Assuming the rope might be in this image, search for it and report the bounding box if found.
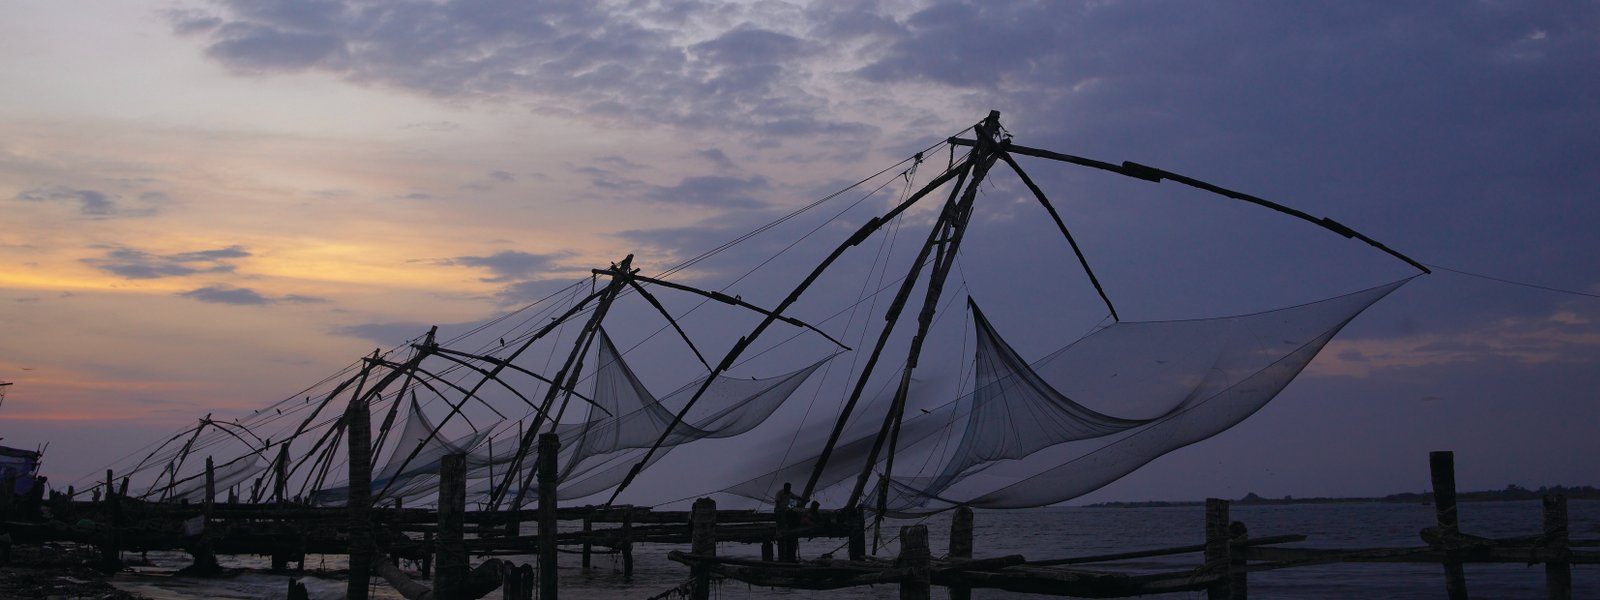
[1425,262,1600,299]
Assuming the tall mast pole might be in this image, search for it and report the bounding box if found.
[842,111,1006,511]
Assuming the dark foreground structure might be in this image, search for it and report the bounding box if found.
[2,446,1594,599]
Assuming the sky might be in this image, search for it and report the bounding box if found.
[1,0,1597,503]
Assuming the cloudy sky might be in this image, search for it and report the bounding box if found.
[2,1,1597,502]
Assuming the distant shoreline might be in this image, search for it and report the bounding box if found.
[1084,485,1600,508]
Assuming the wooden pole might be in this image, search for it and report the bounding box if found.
[581,515,593,569]
[436,453,467,600]
[1430,451,1468,600]
[621,512,634,578]
[690,498,717,600]
[1544,495,1571,600]
[1204,498,1232,600]
[948,506,973,600]
[102,469,120,568]
[1228,520,1248,600]
[847,508,866,560]
[421,531,434,580]
[276,444,289,506]
[897,524,931,600]
[775,483,797,562]
[537,433,559,600]
[187,457,220,574]
[347,394,375,600]
[0,472,14,521]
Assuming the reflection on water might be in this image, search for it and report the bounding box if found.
[113,499,1597,599]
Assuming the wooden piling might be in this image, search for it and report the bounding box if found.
[847,508,866,560]
[1204,498,1231,600]
[1228,520,1248,600]
[420,531,434,579]
[437,453,467,600]
[188,457,220,574]
[1430,451,1468,600]
[949,506,974,600]
[691,498,718,600]
[621,512,635,578]
[581,515,593,569]
[347,395,375,600]
[517,564,535,599]
[276,444,289,506]
[101,469,120,568]
[897,524,931,600]
[537,433,559,600]
[775,484,797,562]
[0,472,14,521]
[1543,495,1571,600]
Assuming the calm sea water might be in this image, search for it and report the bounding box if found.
[112,499,1597,599]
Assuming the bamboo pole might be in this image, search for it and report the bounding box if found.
[1430,451,1468,600]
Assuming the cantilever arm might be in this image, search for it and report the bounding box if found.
[624,279,712,371]
[616,272,853,352]
[952,138,1431,274]
[427,346,606,415]
[999,151,1120,321]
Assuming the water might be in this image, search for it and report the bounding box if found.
[112,499,1598,599]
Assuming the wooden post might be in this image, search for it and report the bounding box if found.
[102,469,120,568]
[690,498,718,600]
[517,564,535,600]
[187,457,221,574]
[774,483,796,562]
[896,524,931,600]
[0,472,14,521]
[287,578,310,600]
[420,531,434,579]
[1228,520,1248,600]
[436,453,467,600]
[1543,495,1571,600]
[581,515,593,569]
[847,508,866,560]
[1204,498,1231,600]
[761,541,773,561]
[1430,451,1468,600]
[948,506,973,600]
[276,444,289,506]
[347,396,374,600]
[537,433,559,600]
[621,512,634,578]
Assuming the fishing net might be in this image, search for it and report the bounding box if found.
[311,328,831,506]
[724,279,1408,513]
